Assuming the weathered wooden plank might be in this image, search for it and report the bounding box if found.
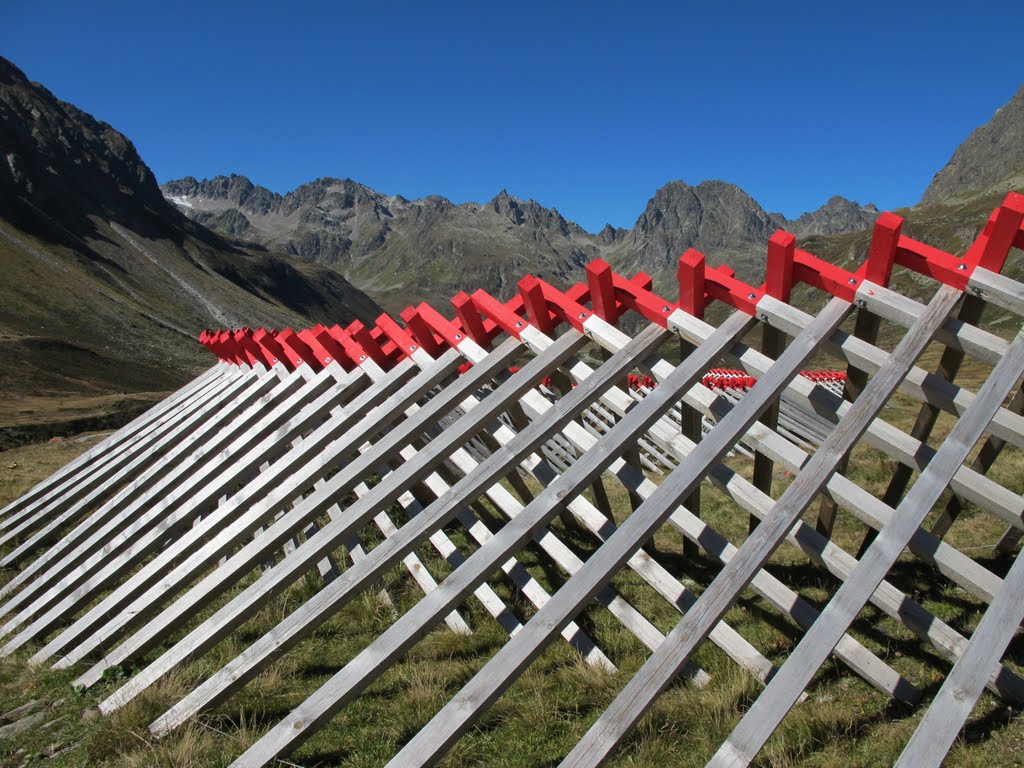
[46,355,452,669]
[0,365,245,551]
[95,328,590,710]
[558,288,957,768]
[709,329,1024,768]
[968,265,1024,317]
[0,366,272,568]
[0,365,353,651]
[0,363,227,523]
[895,529,1024,767]
[218,309,778,768]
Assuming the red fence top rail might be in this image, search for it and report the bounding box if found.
[198,193,1024,368]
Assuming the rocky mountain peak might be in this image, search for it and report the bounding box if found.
[787,195,879,238]
[921,84,1024,205]
[0,55,169,237]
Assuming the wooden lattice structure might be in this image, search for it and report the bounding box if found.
[2,193,1024,767]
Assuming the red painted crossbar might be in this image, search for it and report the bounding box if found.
[198,192,1024,369]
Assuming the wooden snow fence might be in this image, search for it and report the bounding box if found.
[2,192,1024,767]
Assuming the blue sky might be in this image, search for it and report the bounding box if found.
[3,0,1023,232]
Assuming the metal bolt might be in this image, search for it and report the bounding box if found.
[747,292,756,300]
[662,306,670,312]
[578,312,586,319]
[516,321,523,328]
[848,278,857,285]
[360,355,366,360]
[410,344,417,350]
[455,333,462,340]
[325,357,331,363]
[957,263,967,271]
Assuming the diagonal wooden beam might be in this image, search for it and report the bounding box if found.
[220,310,765,768]
[0,363,228,524]
[557,287,958,767]
[709,329,1024,768]
[95,329,589,712]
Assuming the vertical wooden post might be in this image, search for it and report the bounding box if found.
[678,249,706,557]
[816,212,901,539]
[752,232,794,533]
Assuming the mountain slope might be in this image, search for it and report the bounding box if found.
[164,175,879,311]
[0,56,381,443]
[921,85,1024,205]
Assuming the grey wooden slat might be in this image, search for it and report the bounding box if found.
[0,365,282,616]
[671,306,1024,537]
[0,365,243,551]
[220,310,764,768]
[46,355,450,670]
[62,345,512,679]
[0,365,349,651]
[710,328,1024,768]
[558,288,957,768]
[0,366,269,567]
[0,363,226,522]
[967,266,1024,317]
[95,329,587,711]
[895,524,1024,767]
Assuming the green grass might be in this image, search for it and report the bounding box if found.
[0,387,1022,768]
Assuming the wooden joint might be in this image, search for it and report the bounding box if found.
[864,212,903,287]
[765,231,796,302]
[252,328,289,368]
[452,292,494,346]
[587,259,619,324]
[329,324,373,365]
[400,307,446,356]
[309,325,356,370]
[678,248,707,318]
[538,280,594,333]
[278,329,321,369]
[472,289,530,339]
[296,328,335,369]
[376,313,420,357]
[518,275,556,336]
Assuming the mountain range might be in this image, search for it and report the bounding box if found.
[2,51,1022,444]
[161,174,880,313]
[0,56,380,445]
